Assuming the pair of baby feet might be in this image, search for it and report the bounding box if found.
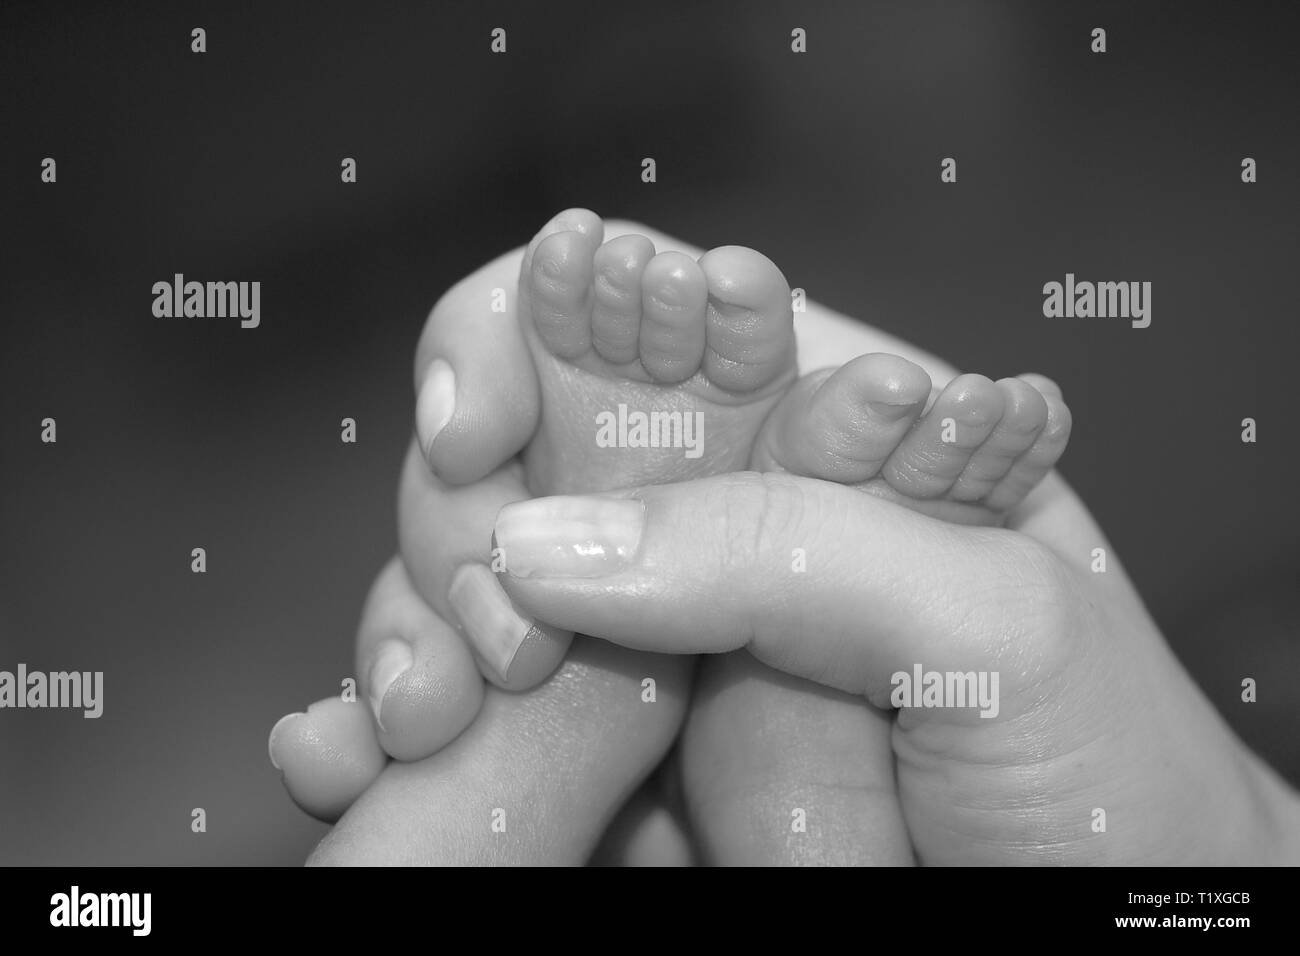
[429,207,1071,693]
[490,207,1068,520]
[284,208,1072,825]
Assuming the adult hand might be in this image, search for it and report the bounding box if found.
[490,465,1300,863]
[275,221,957,863]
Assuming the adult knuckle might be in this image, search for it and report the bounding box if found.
[711,473,806,570]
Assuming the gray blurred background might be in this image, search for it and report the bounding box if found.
[1,0,1297,864]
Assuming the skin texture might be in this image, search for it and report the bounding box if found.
[274,221,1300,865]
[494,470,1300,864]
[275,221,952,862]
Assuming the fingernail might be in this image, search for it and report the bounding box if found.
[867,400,921,421]
[267,712,305,771]
[416,358,456,459]
[367,639,414,732]
[448,563,540,682]
[493,496,644,579]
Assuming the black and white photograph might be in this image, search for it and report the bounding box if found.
[2,0,1297,920]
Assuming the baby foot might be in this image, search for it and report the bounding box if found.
[515,208,798,496]
[437,209,799,691]
[678,355,1071,864]
[751,354,1071,525]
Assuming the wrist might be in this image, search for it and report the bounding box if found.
[1252,757,1300,865]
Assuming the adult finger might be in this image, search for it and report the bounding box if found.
[308,637,692,865]
[413,246,540,485]
[398,439,574,691]
[492,472,1071,710]
[353,557,484,761]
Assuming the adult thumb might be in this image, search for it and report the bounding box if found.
[492,472,1062,704]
